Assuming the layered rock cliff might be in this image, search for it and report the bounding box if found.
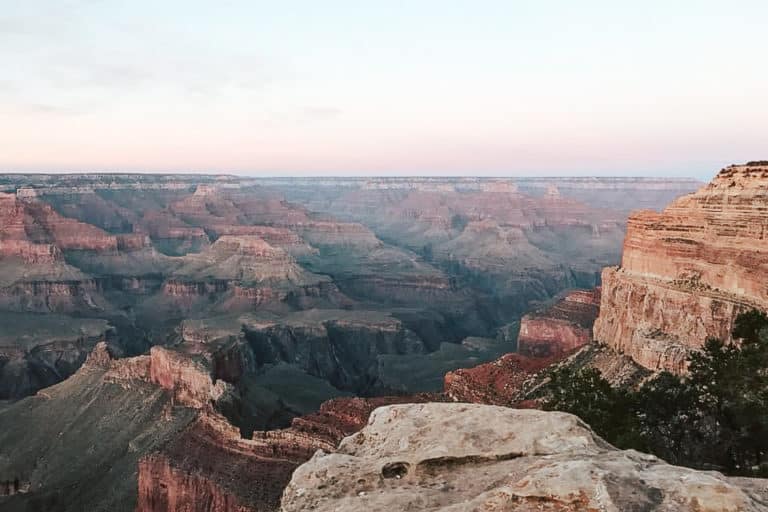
[517,288,600,358]
[136,394,439,512]
[281,403,768,512]
[0,346,197,512]
[241,310,426,393]
[594,163,768,373]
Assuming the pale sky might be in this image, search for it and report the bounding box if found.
[0,1,766,178]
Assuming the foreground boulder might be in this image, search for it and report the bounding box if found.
[281,403,768,512]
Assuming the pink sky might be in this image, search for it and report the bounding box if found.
[1,1,766,178]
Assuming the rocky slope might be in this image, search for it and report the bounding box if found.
[594,163,768,373]
[0,341,437,511]
[282,403,768,512]
[443,341,648,408]
[0,346,197,512]
[443,285,648,406]
[444,352,558,405]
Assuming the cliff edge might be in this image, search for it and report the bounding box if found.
[281,403,768,511]
[594,163,768,372]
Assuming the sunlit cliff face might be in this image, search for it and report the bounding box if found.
[595,163,768,373]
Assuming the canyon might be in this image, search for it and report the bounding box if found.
[442,164,768,408]
[0,174,699,403]
[0,341,440,511]
[9,170,757,511]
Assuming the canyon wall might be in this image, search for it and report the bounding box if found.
[594,163,768,373]
[135,383,437,512]
[0,314,112,399]
[444,287,646,406]
[517,288,600,358]
[242,310,425,393]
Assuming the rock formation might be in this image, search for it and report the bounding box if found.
[241,310,426,393]
[517,288,600,358]
[444,342,649,408]
[147,345,230,409]
[281,403,768,512]
[594,163,768,373]
[0,313,112,399]
[136,395,440,512]
[444,287,615,405]
[0,345,197,512]
[444,352,558,405]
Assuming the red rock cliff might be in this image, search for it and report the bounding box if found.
[444,353,558,406]
[594,163,768,373]
[149,346,229,409]
[517,288,600,358]
[136,395,437,512]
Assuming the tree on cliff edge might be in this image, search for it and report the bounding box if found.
[545,309,768,475]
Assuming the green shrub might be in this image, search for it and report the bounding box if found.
[544,310,768,475]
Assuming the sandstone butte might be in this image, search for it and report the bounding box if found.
[281,403,768,512]
[594,162,768,373]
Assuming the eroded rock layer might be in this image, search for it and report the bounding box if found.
[594,163,768,372]
[517,288,600,358]
[136,394,442,512]
[444,353,557,406]
[0,347,197,512]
